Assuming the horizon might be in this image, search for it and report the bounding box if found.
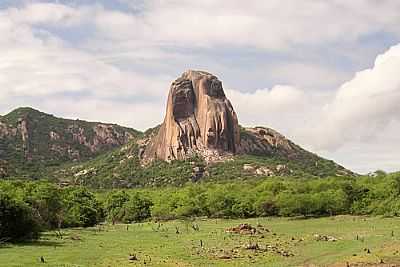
[1,1,400,173]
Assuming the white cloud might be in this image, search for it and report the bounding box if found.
[6,1,393,54]
[0,2,171,130]
[267,63,351,90]
[36,97,165,130]
[5,3,83,26]
[92,0,400,51]
[226,86,310,131]
[228,44,400,173]
[1,1,400,173]
[312,44,400,150]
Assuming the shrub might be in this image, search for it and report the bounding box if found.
[122,193,153,223]
[0,192,40,242]
[62,187,102,227]
[104,191,130,223]
[22,182,64,229]
[206,187,237,218]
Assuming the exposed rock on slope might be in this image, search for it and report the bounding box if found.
[0,107,141,177]
[240,127,308,159]
[143,70,240,162]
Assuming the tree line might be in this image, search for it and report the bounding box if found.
[1,171,400,242]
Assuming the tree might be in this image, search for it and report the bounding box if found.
[123,193,153,223]
[206,187,237,218]
[0,192,40,242]
[23,182,63,229]
[63,187,102,227]
[104,191,130,223]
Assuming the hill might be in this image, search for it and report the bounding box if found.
[0,107,141,178]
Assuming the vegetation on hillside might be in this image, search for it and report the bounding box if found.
[1,107,354,191]
[49,138,352,189]
[0,107,142,179]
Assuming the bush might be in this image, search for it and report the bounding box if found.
[104,191,130,223]
[104,191,153,223]
[151,193,178,220]
[62,187,102,227]
[22,182,64,229]
[122,193,153,223]
[0,193,40,242]
[206,187,237,218]
[255,195,279,216]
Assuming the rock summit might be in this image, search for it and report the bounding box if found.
[143,70,240,162]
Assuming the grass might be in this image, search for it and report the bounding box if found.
[2,216,400,267]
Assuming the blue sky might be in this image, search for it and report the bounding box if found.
[1,0,400,173]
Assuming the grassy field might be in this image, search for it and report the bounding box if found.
[1,216,400,267]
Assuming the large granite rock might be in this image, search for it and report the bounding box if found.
[143,70,241,162]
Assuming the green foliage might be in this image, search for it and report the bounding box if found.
[54,142,202,188]
[104,191,130,223]
[3,171,400,243]
[62,187,102,227]
[22,182,64,229]
[122,193,153,223]
[51,146,350,189]
[0,107,142,179]
[0,192,40,242]
[146,173,400,219]
[0,181,103,241]
[104,191,152,223]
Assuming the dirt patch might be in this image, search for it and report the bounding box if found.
[336,264,400,267]
[225,223,264,235]
[314,234,338,242]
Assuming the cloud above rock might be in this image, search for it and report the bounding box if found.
[312,44,400,150]
[228,44,400,173]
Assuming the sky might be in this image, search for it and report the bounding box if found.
[1,0,400,174]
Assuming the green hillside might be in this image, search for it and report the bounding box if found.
[0,107,142,179]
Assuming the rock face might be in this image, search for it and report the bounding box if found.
[143,70,240,162]
[239,127,305,159]
[0,160,8,178]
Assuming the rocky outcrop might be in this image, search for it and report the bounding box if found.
[92,124,133,150]
[0,108,140,177]
[17,118,31,159]
[143,70,240,162]
[243,163,289,176]
[0,122,17,138]
[0,160,8,178]
[239,127,305,159]
[67,124,134,155]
